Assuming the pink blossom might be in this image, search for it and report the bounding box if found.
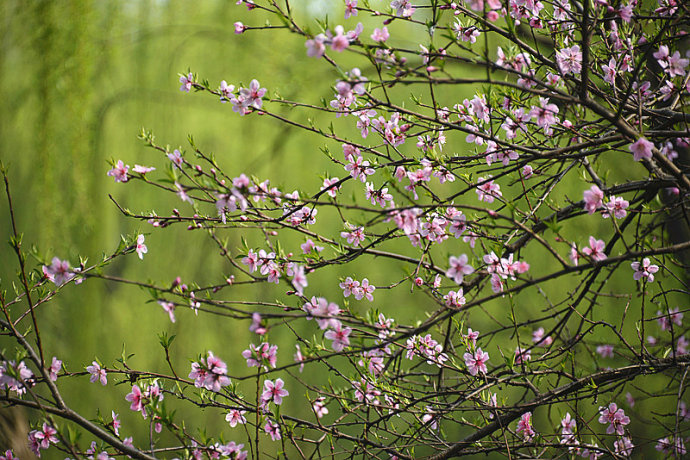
[344,155,375,182]
[365,182,393,207]
[476,176,502,203]
[179,72,194,92]
[583,185,604,214]
[358,348,385,376]
[234,21,246,34]
[569,242,580,266]
[516,412,535,440]
[324,323,352,352]
[602,195,628,219]
[448,211,467,238]
[464,328,480,347]
[312,397,329,418]
[656,436,686,457]
[514,346,531,364]
[463,347,489,375]
[134,234,147,259]
[582,236,606,261]
[305,34,327,58]
[219,80,235,102]
[371,27,389,42]
[391,0,415,17]
[132,164,155,174]
[355,278,375,301]
[454,21,481,43]
[288,262,308,294]
[174,182,193,204]
[158,300,176,323]
[29,423,59,457]
[321,177,341,197]
[618,2,634,21]
[339,276,359,298]
[530,97,559,133]
[422,407,438,430]
[657,307,683,331]
[303,296,341,329]
[602,57,618,84]
[561,412,576,435]
[631,258,659,282]
[376,313,394,339]
[264,420,281,441]
[490,273,504,293]
[107,160,129,183]
[596,344,614,358]
[344,0,358,18]
[242,249,259,272]
[444,289,466,308]
[189,351,231,392]
[522,164,533,178]
[341,226,366,246]
[446,254,474,284]
[301,238,324,254]
[238,79,266,110]
[48,356,61,382]
[330,25,350,52]
[249,312,266,335]
[532,328,553,347]
[261,378,289,405]
[42,257,75,286]
[86,361,107,386]
[484,251,502,275]
[168,149,183,167]
[294,344,305,372]
[614,436,634,456]
[242,342,278,369]
[108,411,121,437]
[125,384,144,413]
[556,45,583,74]
[598,402,630,435]
[625,392,635,408]
[352,378,381,404]
[667,51,689,77]
[629,137,654,161]
[469,94,490,123]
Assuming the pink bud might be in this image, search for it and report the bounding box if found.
[234,22,246,34]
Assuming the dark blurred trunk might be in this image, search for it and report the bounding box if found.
[0,407,37,459]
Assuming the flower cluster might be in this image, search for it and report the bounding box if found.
[188,352,231,392]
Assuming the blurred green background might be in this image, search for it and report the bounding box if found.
[0,0,686,458]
